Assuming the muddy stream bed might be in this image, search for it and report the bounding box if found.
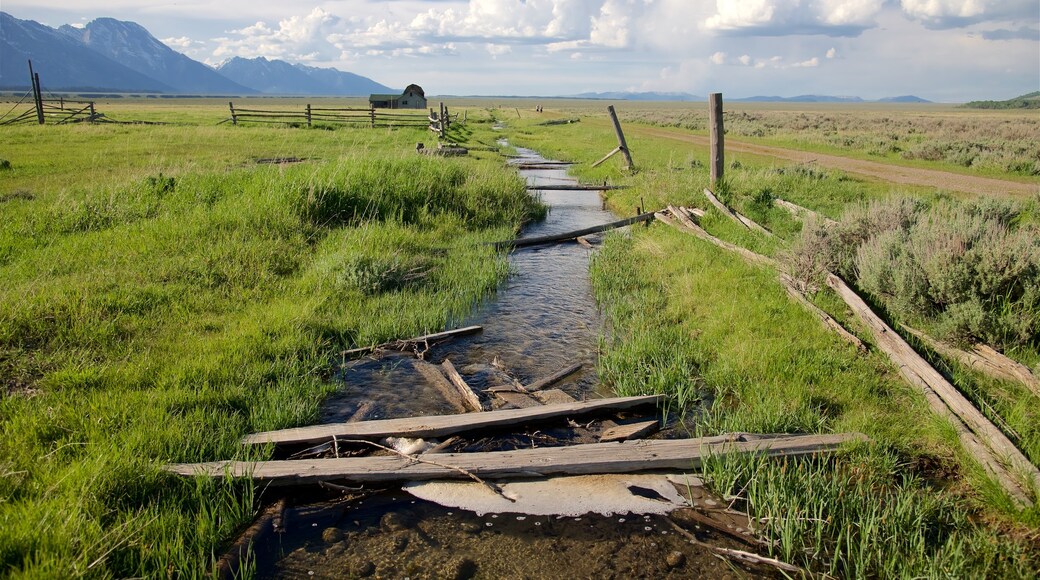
[247,146,771,579]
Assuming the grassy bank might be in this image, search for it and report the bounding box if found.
[0,115,542,575]
[499,106,1039,576]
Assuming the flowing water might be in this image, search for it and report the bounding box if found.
[252,146,757,579]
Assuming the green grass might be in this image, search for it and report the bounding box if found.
[0,112,543,576]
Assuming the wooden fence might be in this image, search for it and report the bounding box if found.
[0,97,99,126]
[226,102,431,129]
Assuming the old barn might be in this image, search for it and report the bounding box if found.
[369,84,427,109]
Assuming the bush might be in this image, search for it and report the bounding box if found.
[791,197,1040,349]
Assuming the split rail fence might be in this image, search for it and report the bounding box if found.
[226,102,434,130]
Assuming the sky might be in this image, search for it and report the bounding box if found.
[6,0,1039,101]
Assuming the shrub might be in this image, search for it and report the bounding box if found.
[792,197,1040,349]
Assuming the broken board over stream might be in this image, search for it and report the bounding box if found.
[168,432,866,485]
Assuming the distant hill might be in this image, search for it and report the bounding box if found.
[876,95,931,103]
[963,92,1040,109]
[0,12,171,92]
[569,91,705,102]
[58,18,255,95]
[217,57,393,96]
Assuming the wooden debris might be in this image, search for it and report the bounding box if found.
[659,208,777,269]
[493,212,657,250]
[774,198,837,226]
[576,236,595,249]
[600,419,660,443]
[537,118,581,126]
[515,162,573,169]
[526,184,629,191]
[494,391,544,409]
[666,520,803,575]
[441,358,485,412]
[703,189,774,237]
[826,273,1038,507]
[778,273,866,351]
[411,359,470,413]
[341,326,482,359]
[525,362,584,391]
[241,395,663,446]
[902,326,1040,397]
[171,432,868,484]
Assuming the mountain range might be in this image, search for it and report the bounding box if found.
[0,12,393,95]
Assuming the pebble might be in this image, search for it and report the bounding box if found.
[321,527,344,544]
[666,551,686,568]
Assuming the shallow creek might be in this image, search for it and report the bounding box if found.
[252,146,762,579]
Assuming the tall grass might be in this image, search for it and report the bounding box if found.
[0,120,542,576]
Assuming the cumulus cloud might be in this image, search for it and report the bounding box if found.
[792,56,820,67]
[212,7,342,61]
[826,47,837,58]
[705,0,885,36]
[710,51,727,65]
[900,0,1039,29]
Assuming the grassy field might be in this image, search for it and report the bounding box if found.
[1,98,1038,577]
[0,105,542,576]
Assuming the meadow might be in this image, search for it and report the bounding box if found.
[0,97,1038,577]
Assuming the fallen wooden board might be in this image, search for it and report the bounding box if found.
[341,326,482,358]
[902,326,1040,398]
[773,198,837,226]
[171,432,868,484]
[600,419,660,443]
[411,359,469,414]
[242,395,663,446]
[441,358,484,412]
[703,189,773,237]
[533,389,578,405]
[494,391,544,409]
[826,273,1039,507]
[526,184,629,191]
[526,362,584,391]
[493,212,657,250]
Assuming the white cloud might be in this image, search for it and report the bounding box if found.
[738,54,752,65]
[710,51,727,65]
[899,0,1039,28]
[705,0,885,36]
[826,47,837,58]
[792,56,820,67]
[212,7,342,61]
[486,43,512,58]
[162,36,202,50]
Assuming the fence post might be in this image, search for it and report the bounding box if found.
[370,107,376,128]
[89,101,95,121]
[60,97,64,110]
[306,104,312,127]
[709,92,724,187]
[607,105,634,170]
[229,101,237,126]
[28,60,44,125]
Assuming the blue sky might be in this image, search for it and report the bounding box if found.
[6,1,1039,101]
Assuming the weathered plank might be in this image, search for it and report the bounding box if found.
[526,362,584,391]
[341,326,482,358]
[441,358,484,412]
[411,359,469,413]
[532,389,578,405]
[493,391,544,409]
[242,395,664,446]
[172,432,868,484]
[493,212,657,250]
[703,189,773,237]
[778,273,866,351]
[902,326,1040,398]
[526,184,629,191]
[600,419,660,443]
[826,273,1038,507]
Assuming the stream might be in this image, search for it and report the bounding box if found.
[250,146,751,579]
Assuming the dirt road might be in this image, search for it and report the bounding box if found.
[633,126,1039,198]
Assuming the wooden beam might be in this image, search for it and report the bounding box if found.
[441,358,484,412]
[600,419,660,443]
[526,184,629,191]
[341,326,482,358]
[591,146,622,169]
[709,93,724,186]
[773,198,837,227]
[171,432,868,484]
[241,395,664,446]
[411,359,470,413]
[525,362,584,391]
[826,273,1038,507]
[493,212,657,250]
[901,326,1040,398]
[607,105,634,169]
[703,189,773,237]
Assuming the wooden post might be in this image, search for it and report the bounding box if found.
[305,103,311,127]
[59,97,64,110]
[370,106,376,128]
[709,93,724,187]
[443,105,450,130]
[607,105,634,170]
[28,61,44,125]
[229,101,237,126]
[88,101,95,121]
